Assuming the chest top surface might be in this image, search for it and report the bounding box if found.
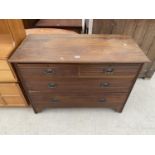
[9,34,149,63]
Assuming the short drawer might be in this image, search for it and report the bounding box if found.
[29,93,127,108]
[25,78,133,94]
[0,83,27,106]
[79,64,141,77]
[16,64,78,78]
[0,60,17,82]
[0,96,27,106]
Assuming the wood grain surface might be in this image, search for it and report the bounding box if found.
[0,60,17,82]
[29,93,128,111]
[9,34,149,63]
[16,63,140,78]
[24,78,133,94]
[0,20,14,59]
[0,83,27,106]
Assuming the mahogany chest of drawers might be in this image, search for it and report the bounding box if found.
[9,35,149,113]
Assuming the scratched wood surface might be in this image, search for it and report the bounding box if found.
[93,19,155,78]
[9,34,149,63]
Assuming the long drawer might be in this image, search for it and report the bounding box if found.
[29,93,127,108]
[16,63,140,79]
[0,83,27,106]
[0,60,17,82]
[25,78,133,94]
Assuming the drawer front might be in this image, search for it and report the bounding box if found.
[0,60,17,82]
[0,70,17,82]
[0,83,27,106]
[29,93,127,108]
[0,97,5,106]
[0,60,11,70]
[17,63,140,81]
[25,78,133,94]
[17,64,78,78]
[0,83,22,95]
[79,64,141,77]
[0,96,27,106]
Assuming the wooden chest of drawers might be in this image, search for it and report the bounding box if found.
[9,35,149,113]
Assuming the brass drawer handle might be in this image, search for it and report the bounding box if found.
[44,68,55,75]
[51,97,60,103]
[105,67,114,73]
[48,83,57,88]
[100,82,110,87]
[99,98,106,103]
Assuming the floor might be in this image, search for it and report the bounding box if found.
[0,74,155,135]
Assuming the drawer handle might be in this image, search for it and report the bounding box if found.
[44,68,55,75]
[48,83,57,88]
[100,82,110,87]
[51,98,59,103]
[105,67,114,73]
[99,98,106,103]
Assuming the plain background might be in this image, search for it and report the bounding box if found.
[0,0,155,154]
